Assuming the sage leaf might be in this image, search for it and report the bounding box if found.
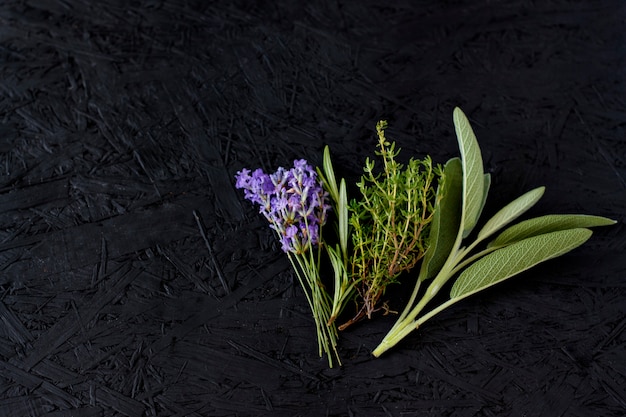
[488,214,616,248]
[476,186,545,242]
[420,158,463,281]
[453,107,485,238]
[476,173,491,224]
[450,228,593,299]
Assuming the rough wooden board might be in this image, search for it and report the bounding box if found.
[0,0,624,416]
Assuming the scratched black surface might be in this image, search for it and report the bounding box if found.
[1,1,625,416]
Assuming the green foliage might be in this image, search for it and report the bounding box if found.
[489,214,616,248]
[475,186,545,242]
[454,107,486,238]
[342,121,441,329]
[317,109,614,365]
[317,147,355,328]
[450,228,593,299]
[419,158,462,281]
[372,108,615,358]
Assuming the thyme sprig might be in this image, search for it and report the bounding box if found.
[339,121,442,330]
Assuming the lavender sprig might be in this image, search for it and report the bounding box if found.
[235,160,340,366]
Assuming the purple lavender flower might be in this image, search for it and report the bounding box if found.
[235,159,330,254]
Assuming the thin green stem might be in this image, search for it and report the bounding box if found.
[287,243,340,367]
[449,245,499,277]
[372,225,466,356]
[414,297,458,328]
[396,275,422,324]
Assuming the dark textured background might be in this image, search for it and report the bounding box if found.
[1,1,625,416]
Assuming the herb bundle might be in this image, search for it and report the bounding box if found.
[235,107,615,366]
[339,121,440,330]
[235,161,340,366]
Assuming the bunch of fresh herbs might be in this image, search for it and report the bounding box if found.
[235,160,340,366]
[235,107,615,366]
[338,121,441,330]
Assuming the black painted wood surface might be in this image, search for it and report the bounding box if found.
[1,1,624,416]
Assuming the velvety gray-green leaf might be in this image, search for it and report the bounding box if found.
[476,186,545,242]
[419,158,463,281]
[453,107,485,238]
[488,214,616,248]
[450,228,593,299]
[476,173,491,224]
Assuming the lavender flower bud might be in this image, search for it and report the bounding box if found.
[235,159,330,254]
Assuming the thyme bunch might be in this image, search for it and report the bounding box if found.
[340,121,442,329]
